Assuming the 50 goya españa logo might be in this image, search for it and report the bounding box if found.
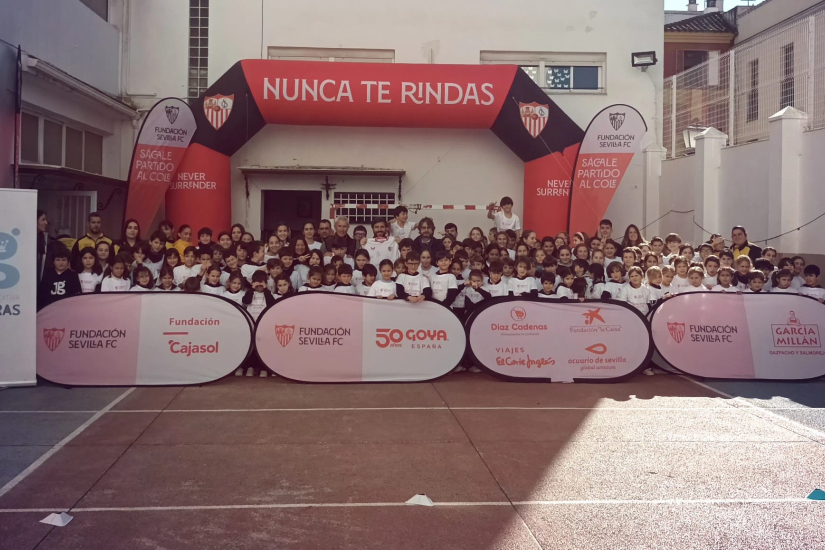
[375,328,448,349]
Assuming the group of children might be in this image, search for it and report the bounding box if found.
[40,200,825,327]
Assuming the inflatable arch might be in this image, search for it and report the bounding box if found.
[165,60,586,236]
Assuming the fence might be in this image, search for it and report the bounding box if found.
[663,6,825,158]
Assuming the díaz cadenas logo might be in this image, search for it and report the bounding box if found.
[510,306,527,321]
[0,228,20,290]
[42,328,65,352]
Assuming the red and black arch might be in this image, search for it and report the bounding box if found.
[168,60,584,235]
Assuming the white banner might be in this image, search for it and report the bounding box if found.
[0,189,37,386]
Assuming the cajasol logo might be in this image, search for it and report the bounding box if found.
[0,228,20,290]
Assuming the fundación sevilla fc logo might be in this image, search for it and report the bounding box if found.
[609,112,626,131]
[519,102,549,139]
[42,328,65,352]
[274,325,295,347]
[668,322,686,344]
[165,105,179,125]
[204,94,234,131]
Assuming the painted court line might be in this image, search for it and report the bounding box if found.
[0,388,136,500]
[0,498,816,514]
[682,377,825,441]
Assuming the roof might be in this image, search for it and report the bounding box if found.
[664,11,738,34]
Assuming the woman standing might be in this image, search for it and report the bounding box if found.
[115,219,141,256]
[302,221,326,252]
[620,224,646,248]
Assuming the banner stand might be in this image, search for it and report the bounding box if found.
[0,189,37,387]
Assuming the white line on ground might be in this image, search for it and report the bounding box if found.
[2,406,821,414]
[0,498,816,514]
[0,388,136,500]
[681,376,825,440]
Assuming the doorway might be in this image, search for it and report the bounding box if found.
[262,190,322,241]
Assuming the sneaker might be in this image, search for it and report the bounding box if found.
[643,368,654,376]
[468,366,482,373]
[260,370,268,378]
[234,368,244,376]
[452,365,467,373]
[246,367,254,377]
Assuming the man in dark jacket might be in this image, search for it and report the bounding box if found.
[412,217,444,255]
[731,225,762,261]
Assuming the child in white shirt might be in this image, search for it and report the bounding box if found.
[711,266,737,292]
[537,271,556,299]
[173,246,202,288]
[395,251,431,302]
[508,257,537,297]
[200,266,225,296]
[770,268,797,294]
[333,264,356,295]
[619,266,651,315]
[671,258,690,294]
[487,196,521,238]
[604,263,625,299]
[298,266,325,292]
[355,264,377,297]
[681,266,707,293]
[799,265,825,302]
[645,266,666,301]
[367,260,398,299]
[703,255,720,289]
[430,251,460,305]
[100,257,131,292]
[389,205,417,241]
[554,268,575,299]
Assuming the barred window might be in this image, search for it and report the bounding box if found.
[333,192,396,224]
[188,0,209,101]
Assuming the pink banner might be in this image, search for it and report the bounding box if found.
[650,293,825,380]
[466,299,652,381]
[37,293,252,385]
[124,98,197,233]
[567,105,647,236]
[255,293,466,382]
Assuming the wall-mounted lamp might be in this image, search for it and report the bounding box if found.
[631,51,658,72]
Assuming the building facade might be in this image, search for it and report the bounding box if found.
[3,0,664,240]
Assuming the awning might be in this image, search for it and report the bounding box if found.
[238,165,405,177]
[19,164,127,187]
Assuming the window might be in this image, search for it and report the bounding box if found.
[268,47,394,63]
[780,43,794,109]
[19,112,104,174]
[683,51,708,71]
[188,0,209,101]
[747,59,759,123]
[333,192,396,224]
[481,51,606,94]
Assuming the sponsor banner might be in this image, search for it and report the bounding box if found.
[124,98,197,233]
[255,293,465,382]
[466,298,652,381]
[36,293,253,386]
[650,293,825,380]
[567,105,647,236]
[241,60,514,129]
[0,189,37,386]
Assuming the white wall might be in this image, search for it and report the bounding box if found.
[659,155,695,239]
[718,140,770,240]
[233,125,524,237]
[0,0,120,94]
[659,126,825,258]
[735,0,822,42]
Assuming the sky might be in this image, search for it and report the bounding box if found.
[664,0,763,9]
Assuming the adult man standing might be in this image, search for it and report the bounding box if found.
[318,219,333,243]
[324,216,356,257]
[413,217,444,254]
[70,212,112,261]
[731,225,762,261]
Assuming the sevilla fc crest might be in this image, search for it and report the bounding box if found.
[609,112,626,131]
[519,102,549,139]
[165,105,179,125]
[275,325,295,347]
[43,328,65,352]
[667,322,686,344]
[204,94,234,131]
